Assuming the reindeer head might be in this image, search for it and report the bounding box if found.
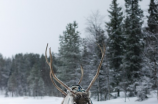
[45,43,106,104]
[73,92,90,104]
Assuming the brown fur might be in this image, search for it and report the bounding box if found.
[72,92,90,104]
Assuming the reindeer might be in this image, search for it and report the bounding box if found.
[45,43,106,104]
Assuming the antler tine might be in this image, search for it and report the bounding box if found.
[97,44,103,54]
[49,47,72,91]
[50,72,67,96]
[86,44,106,92]
[78,65,84,85]
[45,44,75,95]
[45,43,67,96]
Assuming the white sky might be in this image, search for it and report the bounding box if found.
[0,0,149,58]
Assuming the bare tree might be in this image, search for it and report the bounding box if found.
[85,11,108,101]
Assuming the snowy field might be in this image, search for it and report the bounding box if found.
[0,92,158,104]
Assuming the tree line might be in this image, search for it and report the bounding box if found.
[0,0,158,101]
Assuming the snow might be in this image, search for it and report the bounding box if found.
[0,96,63,104]
[0,92,157,104]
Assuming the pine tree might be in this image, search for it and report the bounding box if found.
[122,0,144,96]
[145,0,158,99]
[0,54,11,90]
[7,72,17,97]
[40,54,55,96]
[27,62,41,96]
[147,0,158,33]
[38,77,45,98]
[106,0,124,97]
[58,21,81,86]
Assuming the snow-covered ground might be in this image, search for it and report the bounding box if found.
[0,91,157,104]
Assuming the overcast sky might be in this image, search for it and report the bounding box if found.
[0,0,149,58]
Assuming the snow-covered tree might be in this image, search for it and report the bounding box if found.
[106,0,124,97]
[7,72,17,97]
[38,77,45,98]
[27,61,42,97]
[143,0,158,99]
[147,0,158,34]
[122,0,144,96]
[0,54,11,90]
[58,21,81,86]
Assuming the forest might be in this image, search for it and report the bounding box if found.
[0,0,158,101]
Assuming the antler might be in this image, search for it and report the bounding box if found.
[45,43,75,95]
[78,65,84,85]
[49,72,67,96]
[45,44,67,96]
[86,44,106,92]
